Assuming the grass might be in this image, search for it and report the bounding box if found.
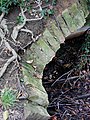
[1,88,16,109]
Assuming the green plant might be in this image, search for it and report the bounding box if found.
[41,7,54,17]
[0,0,19,14]
[86,0,90,11]
[77,33,90,70]
[17,15,24,24]
[45,0,57,5]
[43,0,57,17]
[1,88,16,109]
[52,0,57,5]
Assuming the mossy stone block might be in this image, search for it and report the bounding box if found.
[25,84,49,106]
[36,38,55,62]
[24,103,49,120]
[26,49,45,74]
[68,3,86,29]
[43,28,60,52]
[57,15,71,37]
[22,64,46,92]
[47,21,65,43]
[30,44,49,65]
[77,0,89,18]
[62,9,77,32]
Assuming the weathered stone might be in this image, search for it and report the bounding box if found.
[22,64,49,120]
[68,3,86,29]
[77,0,89,18]
[43,28,60,52]
[36,37,55,62]
[22,64,46,92]
[26,51,44,74]
[26,84,49,106]
[62,9,77,32]
[25,39,55,74]
[57,15,71,37]
[24,103,50,120]
[47,21,65,43]
[30,44,48,66]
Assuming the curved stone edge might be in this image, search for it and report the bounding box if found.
[23,0,89,119]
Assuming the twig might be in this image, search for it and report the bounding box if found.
[61,76,79,89]
[26,17,43,22]
[11,1,43,43]
[51,69,74,87]
[61,110,67,119]
[0,12,5,22]
[74,93,90,100]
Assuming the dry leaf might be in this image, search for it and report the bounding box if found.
[3,110,9,120]
[26,60,33,64]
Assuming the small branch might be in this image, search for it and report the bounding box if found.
[74,93,90,100]
[51,69,74,87]
[26,16,43,22]
[0,12,5,22]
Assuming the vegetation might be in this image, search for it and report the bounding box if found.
[1,88,16,109]
[0,0,57,17]
[77,33,90,70]
[0,0,19,14]
[86,0,90,11]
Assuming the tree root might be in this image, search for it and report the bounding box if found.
[0,0,43,78]
[11,2,43,43]
[20,28,41,42]
[0,28,18,78]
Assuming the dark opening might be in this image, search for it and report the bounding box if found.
[42,28,90,120]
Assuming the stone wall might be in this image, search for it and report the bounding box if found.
[23,0,89,119]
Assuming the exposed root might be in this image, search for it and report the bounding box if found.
[11,0,43,43]
[0,28,18,78]
[11,7,27,42]
[20,28,41,42]
[0,0,43,78]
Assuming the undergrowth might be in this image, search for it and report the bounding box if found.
[0,88,16,109]
[0,0,19,14]
[0,0,57,17]
[86,0,90,11]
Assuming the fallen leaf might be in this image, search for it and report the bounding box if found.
[3,110,9,120]
[26,60,33,64]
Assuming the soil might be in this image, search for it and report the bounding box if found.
[0,0,81,120]
[42,28,90,120]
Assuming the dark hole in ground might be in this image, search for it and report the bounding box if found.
[42,28,90,120]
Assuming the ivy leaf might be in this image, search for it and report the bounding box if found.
[47,9,54,15]
[41,9,47,17]
[52,0,57,5]
[27,5,32,12]
[45,0,49,3]
[17,15,24,24]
